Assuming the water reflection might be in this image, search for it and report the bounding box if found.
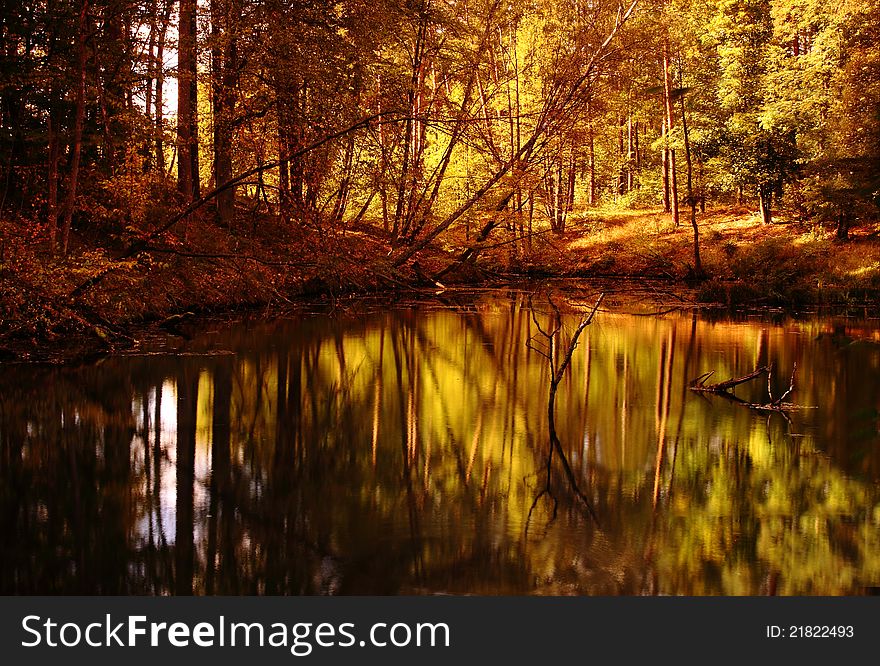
[1,291,879,594]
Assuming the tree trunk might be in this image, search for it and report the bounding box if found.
[211,0,237,226]
[679,85,702,276]
[331,134,355,226]
[554,153,563,233]
[512,21,523,248]
[617,114,625,194]
[47,103,61,250]
[698,159,706,212]
[759,185,772,224]
[528,190,534,247]
[155,0,171,172]
[101,0,126,171]
[60,0,89,255]
[144,1,156,171]
[836,208,850,240]
[0,23,24,210]
[290,83,305,209]
[634,120,641,175]
[626,114,633,192]
[392,16,426,242]
[588,126,596,206]
[177,0,200,201]
[662,38,679,227]
[276,84,291,223]
[661,119,670,213]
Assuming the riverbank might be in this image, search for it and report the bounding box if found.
[477,207,880,306]
[0,209,400,361]
[2,206,879,362]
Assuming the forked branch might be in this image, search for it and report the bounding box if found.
[690,362,815,412]
[526,293,604,531]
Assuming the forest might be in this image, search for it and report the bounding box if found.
[1,0,879,353]
[2,0,880,598]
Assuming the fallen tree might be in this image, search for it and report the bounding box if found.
[690,363,817,412]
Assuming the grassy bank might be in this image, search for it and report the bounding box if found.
[2,206,879,361]
[479,207,880,306]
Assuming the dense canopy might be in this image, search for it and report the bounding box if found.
[0,0,879,347]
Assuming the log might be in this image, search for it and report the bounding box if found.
[690,365,770,392]
[689,363,816,412]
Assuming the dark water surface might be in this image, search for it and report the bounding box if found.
[2,289,880,594]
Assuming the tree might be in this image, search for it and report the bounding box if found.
[177,0,199,200]
[710,0,796,224]
[210,0,239,226]
[661,10,679,227]
[771,0,880,237]
[59,0,90,254]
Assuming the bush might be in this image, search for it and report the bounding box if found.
[727,237,827,304]
[696,278,760,306]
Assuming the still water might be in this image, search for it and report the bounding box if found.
[2,288,880,595]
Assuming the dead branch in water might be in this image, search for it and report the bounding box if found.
[690,363,817,412]
[690,365,771,392]
[526,293,603,532]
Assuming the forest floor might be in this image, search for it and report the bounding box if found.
[478,207,880,306]
[2,205,879,362]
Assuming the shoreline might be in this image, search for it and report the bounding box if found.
[3,208,879,364]
[3,274,879,366]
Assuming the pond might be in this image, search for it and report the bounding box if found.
[2,286,880,594]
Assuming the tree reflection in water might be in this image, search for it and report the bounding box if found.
[1,291,879,594]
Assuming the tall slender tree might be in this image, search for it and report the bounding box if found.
[210,0,238,225]
[177,0,199,200]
